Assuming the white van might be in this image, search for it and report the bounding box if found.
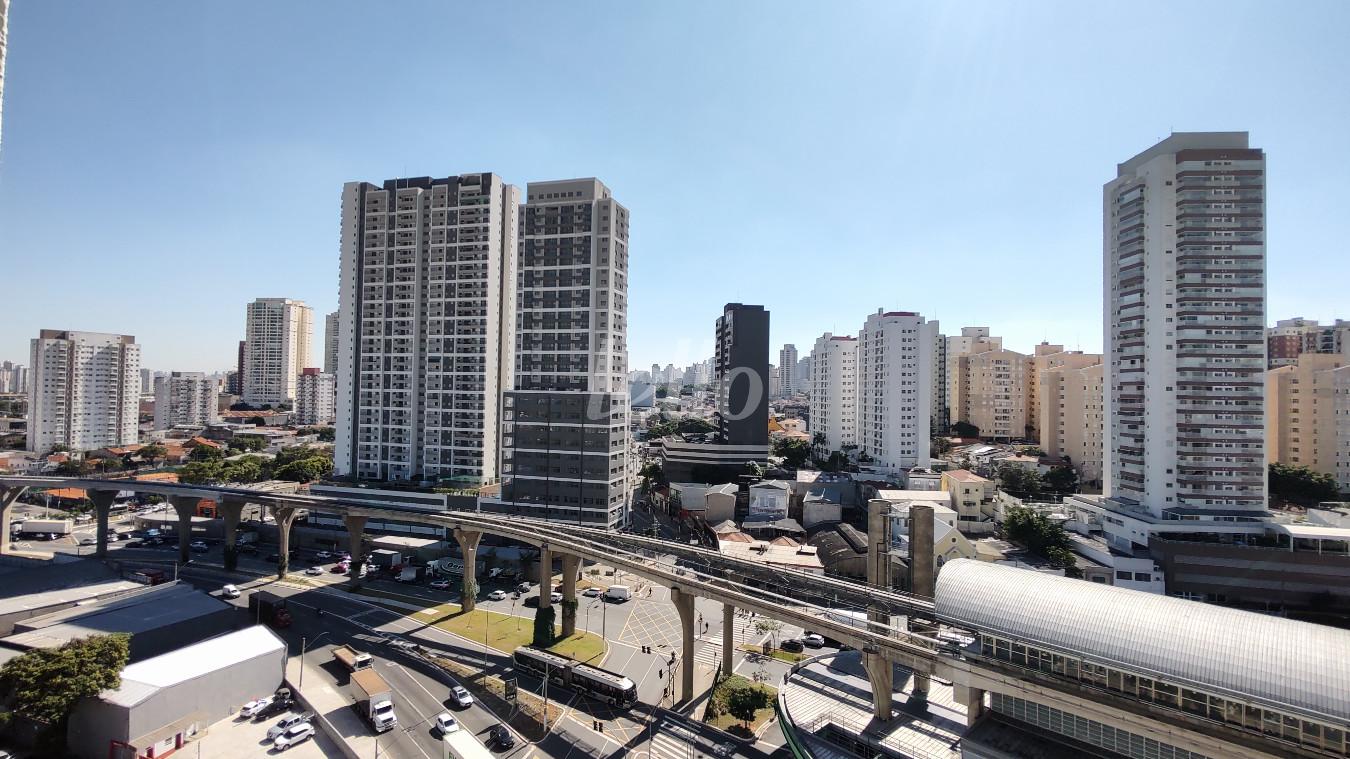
[604,585,631,602]
[221,584,240,599]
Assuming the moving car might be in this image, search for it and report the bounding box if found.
[330,562,348,574]
[305,566,324,575]
[267,712,314,740]
[516,581,531,593]
[490,724,516,749]
[272,722,315,751]
[801,633,825,648]
[487,589,507,601]
[449,685,474,708]
[583,586,602,597]
[239,696,273,719]
[221,584,240,599]
[79,536,95,546]
[429,579,451,590]
[435,712,460,734]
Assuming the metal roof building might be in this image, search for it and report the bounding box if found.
[935,559,1350,725]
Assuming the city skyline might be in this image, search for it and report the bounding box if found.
[2,3,1349,372]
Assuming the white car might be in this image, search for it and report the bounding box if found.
[429,579,451,590]
[239,695,273,719]
[487,589,507,601]
[221,584,240,599]
[435,712,460,734]
[449,685,474,708]
[801,633,826,648]
[315,551,332,560]
[79,536,95,546]
[582,586,602,597]
[267,713,312,740]
[272,722,316,750]
[550,591,563,604]
[305,566,324,575]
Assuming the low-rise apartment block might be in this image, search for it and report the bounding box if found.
[1267,353,1350,492]
[153,372,219,429]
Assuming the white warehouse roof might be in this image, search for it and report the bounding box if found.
[934,559,1350,724]
[103,625,284,708]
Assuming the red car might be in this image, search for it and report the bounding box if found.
[330,562,349,574]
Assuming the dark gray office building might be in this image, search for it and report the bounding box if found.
[715,303,770,447]
[481,178,631,529]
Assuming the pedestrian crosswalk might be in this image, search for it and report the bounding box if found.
[693,617,805,667]
[648,725,695,759]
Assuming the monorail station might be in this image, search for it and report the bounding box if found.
[779,559,1350,759]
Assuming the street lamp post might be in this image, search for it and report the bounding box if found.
[299,631,331,690]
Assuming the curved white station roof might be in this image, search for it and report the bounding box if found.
[934,559,1350,723]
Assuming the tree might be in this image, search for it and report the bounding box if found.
[46,443,71,455]
[997,464,1042,499]
[138,443,168,465]
[188,443,224,462]
[0,633,130,749]
[1269,463,1340,505]
[248,415,267,426]
[273,455,334,483]
[229,434,267,453]
[772,438,811,469]
[811,432,828,452]
[1042,465,1080,494]
[55,459,96,476]
[177,460,223,485]
[655,387,668,398]
[532,605,556,647]
[220,457,264,484]
[931,437,953,456]
[952,421,980,438]
[1003,506,1079,577]
[753,618,784,651]
[315,427,335,442]
[725,682,764,728]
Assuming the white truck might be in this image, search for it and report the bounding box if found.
[351,668,398,733]
[20,518,73,539]
[333,644,373,672]
[604,585,632,602]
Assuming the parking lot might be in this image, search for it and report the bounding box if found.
[186,707,341,758]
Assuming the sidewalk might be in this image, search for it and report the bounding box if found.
[283,657,380,759]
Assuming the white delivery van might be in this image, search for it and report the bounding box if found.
[604,585,631,602]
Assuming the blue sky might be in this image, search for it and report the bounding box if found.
[1,1,1347,373]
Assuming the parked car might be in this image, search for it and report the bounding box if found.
[272,722,315,751]
[583,586,602,597]
[449,685,474,708]
[487,589,507,601]
[190,540,208,553]
[330,562,349,574]
[267,712,314,740]
[239,696,273,719]
[550,592,563,604]
[781,639,805,653]
[516,581,531,593]
[491,725,516,749]
[254,695,295,721]
[305,566,324,575]
[315,551,332,560]
[801,633,825,648]
[221,584,240,599]
[435,712,460,734]
[429,579,451,590]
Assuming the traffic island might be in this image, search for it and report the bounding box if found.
[703,673,778,739]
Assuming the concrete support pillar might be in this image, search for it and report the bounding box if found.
[273,505,300,579]
[453,529,482,612]
[906,503,935,711]
[953,684,986,727]
[537,544,552,610]
[89,489,117,559]
[861,652,894,721]
[560,554,580,638]
[909,669,932,712]
[722,602,735,675]
[670,586,695,703]
[0,486,25,555]
[168,496,197,565]
[344,514,367,587]
[220,498,245,572]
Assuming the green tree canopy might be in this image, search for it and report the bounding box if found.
[1269,463,1340,504]
[228,434,267,453]
[0,633,130,747]
[273,456,334,483]
[772,437,811,469]
[997,464,1042,499]
[138,443,168,463]
[951,421,980,438]
[220,456,264,483]
[1042,465,1080,494]
[188,444,224,462]
[1003,506,1079,577]
[177,460,223,485]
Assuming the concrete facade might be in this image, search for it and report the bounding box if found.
[1039,361,1105,486]
[1266,353,1350,492]
[294,368,335,426]
[1104,132,1267,516]
[242,298,313,407]
[857,310,937,475]
[715,303,770,448]
[28,330,140,453]
[153,371,219,430]
[808,333,857,453]
[953,347,1032,442]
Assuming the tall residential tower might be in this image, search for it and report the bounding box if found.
[1103,133,1266,514]
[335,173,518,485]
[28,330,140,452]
[243,298,313,407]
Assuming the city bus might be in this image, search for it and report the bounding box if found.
[512,646,638,708]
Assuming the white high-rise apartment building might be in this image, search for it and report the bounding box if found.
[1104,133,1266,514]
[809,333,857,453]
[324,311,339,374]
[0,361,26,394]
[28,330,140,452]
[153,372,219,429]
[335,173,518,484]
[857,310,937,474]
[243,298,312,407]
[295,368,336,426]
[486,178,631,529]
[778,344,798,396]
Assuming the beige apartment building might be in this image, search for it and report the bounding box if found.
[1267,353,1350,491]
[1027,344,1101,441]
[1039,361,1105,487]
[952,348,1031,441]
[945,327,1001,431]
